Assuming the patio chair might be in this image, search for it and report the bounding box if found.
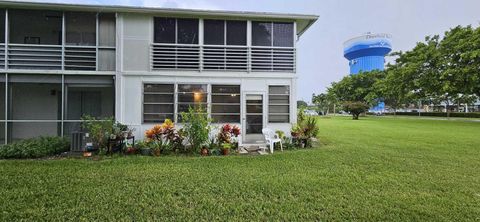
[262,128,283,153]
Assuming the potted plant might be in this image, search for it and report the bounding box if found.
[136,140,152,156]
[152,140,162,157]
[200,145,209,156]
[221,142,232,155]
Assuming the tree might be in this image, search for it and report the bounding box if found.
[375,54,415,115]
[440,26,480,111]
[343,101,369,120]
[311,93,329,115]
[297,100,308,109]
[328,70,385,106]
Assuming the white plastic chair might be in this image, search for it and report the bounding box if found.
[262,128,283,153]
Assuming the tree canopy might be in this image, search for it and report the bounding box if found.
[316,25,480,118]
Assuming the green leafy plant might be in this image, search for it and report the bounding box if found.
[291,111,320,148]
[0,136,70,159]
[180,106,211,153]
[81,115,132,153]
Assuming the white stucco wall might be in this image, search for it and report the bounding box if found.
[116,13,298,142]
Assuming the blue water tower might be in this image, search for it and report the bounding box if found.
[343,33,392,75]
[343,33,392,112]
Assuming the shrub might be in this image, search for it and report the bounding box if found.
[144,119,183,153]
[291,113,320,148]
[180,106,211,152]
[343,101,369,120]
[0,136,70,159]
[81,115,132,152]
[217,124,241,149]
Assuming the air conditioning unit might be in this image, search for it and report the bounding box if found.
[70,132,94,152]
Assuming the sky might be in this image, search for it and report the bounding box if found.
[17,0,480,102]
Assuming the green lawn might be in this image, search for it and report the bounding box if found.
[1,117,479,221]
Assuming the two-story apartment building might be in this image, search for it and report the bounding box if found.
[0,1,317,144]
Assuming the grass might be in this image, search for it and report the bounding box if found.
[1,117,479,221]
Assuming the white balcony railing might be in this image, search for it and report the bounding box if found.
[64,46,96,71]
[151,43,296,72]
[151,43,200,70]
[0,43,5,69]
[7,44,62,70]
[1,43,108,71]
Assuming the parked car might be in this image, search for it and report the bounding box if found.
[304,109,319,116]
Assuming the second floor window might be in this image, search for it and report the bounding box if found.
[9,9,62,45]
[66,12,96,46]
[154,17,199,44]
[204,20,247,46]
[252,22,294,47]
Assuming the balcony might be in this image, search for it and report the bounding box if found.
[151,43,296,72]
[0,9,116,72]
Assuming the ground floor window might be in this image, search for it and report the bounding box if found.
[143,84,174,123]
[268,85,290,123]
[143,83,241,124]
[211,85,240,123]
[0,74,114,144]
[177,84,208,122]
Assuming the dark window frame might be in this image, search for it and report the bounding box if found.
[153,17,199,44]
[268,85,290,123]
[211,84,241,123]
[252,21,294,47]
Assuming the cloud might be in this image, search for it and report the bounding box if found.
[12,0,222,10]
[141,0,222,10]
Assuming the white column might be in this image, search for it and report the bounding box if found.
[61,12,65,70]
[246,20,252,72]
[4,73,7,144]
[114,13,122,122]
[293,21,297,73]
[4,9,8,70]
[95,13,99,71]
[198,18,204,72]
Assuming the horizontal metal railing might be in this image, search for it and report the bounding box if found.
[151,43,200,70]
[64,46,96,71]
[0,43,5,69]
[151,43,296,72]
[7,44,62,70]
[1,43,115,71]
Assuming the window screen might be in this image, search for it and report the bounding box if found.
[154,17,175,43]
[65,12,96,46]
[226,21,246,46]
[177,19,198,44]
[204,20,224,45]
[252,22,272,46]
[273,22,294,47]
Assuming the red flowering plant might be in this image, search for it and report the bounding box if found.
[217,124,241,149]
[144,119,183,153]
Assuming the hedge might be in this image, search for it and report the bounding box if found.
[0,136,70,159]
[370,112,480,118]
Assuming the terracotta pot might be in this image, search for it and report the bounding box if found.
[153,149,161,157]
[221,148,229,155]
[126,147,136,154]
[200,148,209,156]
